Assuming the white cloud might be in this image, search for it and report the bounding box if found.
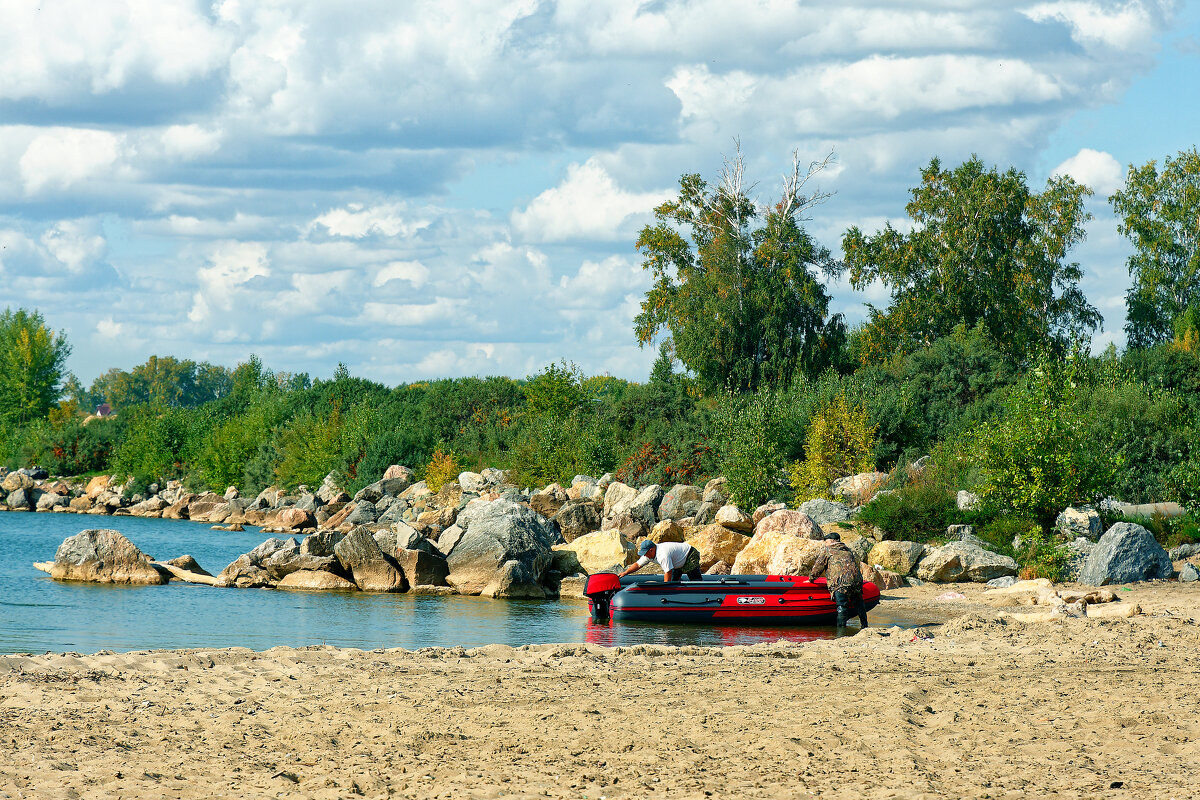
[1052,148,1126,195]
[373,261,430,289]
[362,298,467,327]
[1023,2,1167,52]
[40,220,108,273]
[19,128,126,193]
[96,317,123,338]
[512,160,672,242]
[312,204,433,239]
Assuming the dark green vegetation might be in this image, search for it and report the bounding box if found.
[2,150,1198,548]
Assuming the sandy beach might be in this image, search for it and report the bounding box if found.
[3,583,1199,800]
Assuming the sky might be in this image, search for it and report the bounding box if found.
[1,0,1197,387]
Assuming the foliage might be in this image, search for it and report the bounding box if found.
[88,355,233,411]
[969,354,1122,528]
[194,404,280,491]
[844,156,1100,364]
[523,361,586,419]
[1015,526,1071,581]
[789,394,877,503]
[854,483,956,543]
[0,308,72,426]
[714,390,793,509]
[110,405,195,486]
[634,147,844,393]
[273,407,346,491]
[423,446,460,492]
[1109,147,1200,347]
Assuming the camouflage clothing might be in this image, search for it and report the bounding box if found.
[809,541,864,596]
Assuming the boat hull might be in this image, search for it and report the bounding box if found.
[589,574,880,626]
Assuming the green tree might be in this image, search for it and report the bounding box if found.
[1109,147,1200,347]
[843,156,1100,364]
[523,361,585,419]
[0,308,72,425]
[634,147,844,393]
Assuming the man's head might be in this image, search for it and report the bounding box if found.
[823,531,841,544]
[638,539,656,558]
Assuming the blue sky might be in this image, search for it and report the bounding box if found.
[0,0,1195,386]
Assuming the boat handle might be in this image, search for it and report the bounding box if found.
[778,596,818,603]
[659,597,721,606]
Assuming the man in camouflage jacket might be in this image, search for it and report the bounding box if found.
[809,531,868,630]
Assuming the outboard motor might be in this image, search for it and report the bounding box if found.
[584,573,622,622]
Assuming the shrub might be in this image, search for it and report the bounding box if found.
[855,482,956,542]
[273,407,345,490]
[969,354,1122,528]
[789,393,876,503]
[423,446,460,492]
[1015,526,1070,581]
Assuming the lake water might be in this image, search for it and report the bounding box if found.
[0,512,913,654]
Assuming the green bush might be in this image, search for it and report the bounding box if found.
[788,394,876,503]
[855,483,955,542]
[1014,526,1071,581]
[969,354,1122,528]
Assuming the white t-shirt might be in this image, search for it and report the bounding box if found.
[636,540,692,572]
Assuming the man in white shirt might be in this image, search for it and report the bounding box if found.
[616,540,703,582]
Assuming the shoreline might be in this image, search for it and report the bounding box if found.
[3,583,1198,799]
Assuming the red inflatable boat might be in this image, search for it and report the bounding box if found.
[583,573,881,625]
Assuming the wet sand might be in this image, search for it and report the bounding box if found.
[2,582,1199,799]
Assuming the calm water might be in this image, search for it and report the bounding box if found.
[0,512,912,654]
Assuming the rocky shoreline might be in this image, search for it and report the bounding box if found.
[9,464,1196,597]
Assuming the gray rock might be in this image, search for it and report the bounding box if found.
[316,472,345,504]
[294,493,320,512]
[658,484,702,521]
[6,488,35,510]
[553,499,601,542]
[374,523,438,558]
[702,477,729,506]
[446,499,556,596]
[798,498,852,527]
[437,524,465,556]
[1,472,35,493]
[1078,522,1172,586]
[246,538,296,565]
[334,527,406,592]
[482,559,546,599]
[915,542,1018,583]
[457,472,486,494]
[51,529,167,585]
[1056,506,1102,541]
[263,550,339,580]
[692,499,722,526]
[217,555,274,588]
[986,575,1018,588]
[1180,563,1200,583]
[37,492,70,511]
[1063,537,1096,581]
[344,501,378,526]
[300,530,345,557]
[602,481,637,519]
[947,524,974,539]
[1169,543,1200,560]
[353,482,384,503]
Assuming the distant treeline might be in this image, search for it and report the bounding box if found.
[2,148,1198,541]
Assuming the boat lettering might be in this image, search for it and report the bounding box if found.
[736,596,766,605]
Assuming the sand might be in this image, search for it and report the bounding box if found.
[2,583,1199,800]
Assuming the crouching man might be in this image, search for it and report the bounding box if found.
[809,531,868,630]
[616,540,703,582]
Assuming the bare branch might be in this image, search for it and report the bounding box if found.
[777,148,837,221]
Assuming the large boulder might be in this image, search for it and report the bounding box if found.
[344,501,378,526]
[36,492,69,512]
[482,560,546,599]
[831,471,888,505]
[396,548,450,587]
[51,529,167,585]
[648,519,686,544]
[1,471,35,493]
[529,484,569,519]
[262,549,339,581]
[1078,522,1172,586]
[216,538,295,587]
[602,481,637,519]
[458,471,486,494]
[334,527,406,592]
[601,510,650,541]
[300,530,345,557]
[277,571,358,591]
[702,477,729,506]
[658,485,702,521]
[915,542,1018,583]
[798,498,853,527]
[552,499,601,542]
[866,541,926,576]
[714,504,754,533]
[275,508,316,532]
[732,511,826,575]
[610,485,664,529]
[1056,506,1102,541]
[685,524,751,571]
[554,529,636,575]
[84,475,112,499]
[6,488,36,510]
[445,499,556,596]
